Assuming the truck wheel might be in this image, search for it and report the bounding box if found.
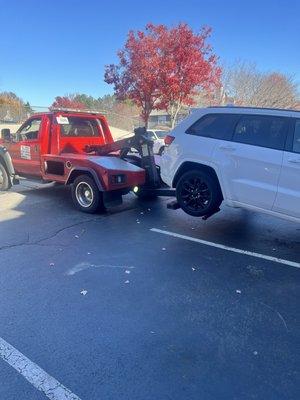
[176,170,222,217]
[71,175,104,213]
[0,163,10,191]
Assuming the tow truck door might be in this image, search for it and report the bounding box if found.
[8,116,43,176]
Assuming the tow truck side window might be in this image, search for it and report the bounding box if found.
[59,117,102,137]
[17,118,42,141]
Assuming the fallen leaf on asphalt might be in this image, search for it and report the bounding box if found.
[80,290,88,296]
[236,289,242,294]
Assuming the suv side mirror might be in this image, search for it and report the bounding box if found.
[1,128,11,141]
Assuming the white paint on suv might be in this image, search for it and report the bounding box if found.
[160,106,300,223]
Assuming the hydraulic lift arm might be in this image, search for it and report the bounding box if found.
[85,127,162,189]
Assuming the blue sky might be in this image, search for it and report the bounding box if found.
[0,0,299,106]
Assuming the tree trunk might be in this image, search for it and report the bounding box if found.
[170,102,182,129]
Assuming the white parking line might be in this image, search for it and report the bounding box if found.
[0,337,82,400]
[151,228,300,269]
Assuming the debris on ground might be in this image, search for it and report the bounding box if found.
[80,290,88,296]
[247,265,264,277]
[236,289,242,294]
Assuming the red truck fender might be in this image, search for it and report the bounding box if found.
[66,168,104,191]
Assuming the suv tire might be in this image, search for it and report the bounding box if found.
[176,170,222,217]
[0,163,10,191]
[71,175,105,213]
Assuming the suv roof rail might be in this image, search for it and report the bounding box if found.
[49,107,106,115]
[207,105,300,113]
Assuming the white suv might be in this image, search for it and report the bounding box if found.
[160,106,300,223]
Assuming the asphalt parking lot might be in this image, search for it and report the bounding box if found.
[0,181,299,400]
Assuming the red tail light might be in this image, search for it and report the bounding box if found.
[164,135,175,146]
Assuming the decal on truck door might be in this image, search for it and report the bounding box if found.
[20,145,31,160]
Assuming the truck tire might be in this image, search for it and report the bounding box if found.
[71,175,104,213]
[176,170,222,217]
[0,163,10,191]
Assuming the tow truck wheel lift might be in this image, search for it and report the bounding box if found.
[85,126,177,204]
[85,126,219,219]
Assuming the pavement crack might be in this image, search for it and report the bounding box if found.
[33,217,99,245]
[0,233,30,252]
[0,217,99,252]
[260,301,289,333]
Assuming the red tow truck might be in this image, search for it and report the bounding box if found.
[0,109,171,212]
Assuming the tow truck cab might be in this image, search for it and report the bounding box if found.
[0,110,146,212]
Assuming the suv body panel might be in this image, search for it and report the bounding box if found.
[160,106,300,222]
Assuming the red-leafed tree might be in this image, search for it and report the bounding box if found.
[104,23,221,128]
[104,24,166,128]
[160,25,221,127]
[51,95,86,110]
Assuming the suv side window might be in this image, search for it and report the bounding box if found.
[293,119,300,153]
[17,118,42,141]
[186,113,239,141]
[233,115,288,150]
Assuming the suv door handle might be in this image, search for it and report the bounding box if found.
[219,144,236,151]
[288,158,300,164]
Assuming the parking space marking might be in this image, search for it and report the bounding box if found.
[151,228,300,269]
[0,337,82,400]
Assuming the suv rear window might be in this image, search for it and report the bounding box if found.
[233,115,288,150]
[186,113,239,141]
[59,117,102,137]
